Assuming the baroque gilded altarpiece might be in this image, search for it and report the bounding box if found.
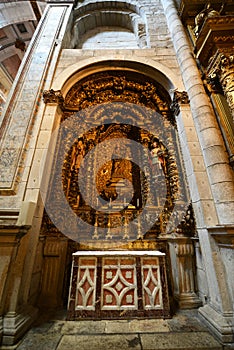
[42,70,198,318]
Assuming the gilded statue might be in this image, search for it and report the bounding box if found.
[194,3,222,37]
[150,139,166,179]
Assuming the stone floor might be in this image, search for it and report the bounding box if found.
[1,309,225,350]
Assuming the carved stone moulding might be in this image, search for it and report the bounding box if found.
[208,225,234,248]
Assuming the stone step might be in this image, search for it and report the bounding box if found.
[14,312,224,350]
[56,332,222,350]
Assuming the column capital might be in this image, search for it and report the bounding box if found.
[169,237,195,256]
[43,89,64,107]
[170,90,189,115]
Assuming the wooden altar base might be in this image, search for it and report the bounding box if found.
[67,251,170,320]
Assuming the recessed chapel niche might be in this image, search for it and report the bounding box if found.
[70,1,148,49]
[44,69,194,247]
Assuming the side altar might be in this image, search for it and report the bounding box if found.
[41,81,201,321]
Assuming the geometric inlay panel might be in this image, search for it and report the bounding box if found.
[67,251,170,320]
[141,257,163,309]
[75,258,97,310]
[101,257,137,310]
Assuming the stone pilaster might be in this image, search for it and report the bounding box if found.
[38,236,68,308]
[0,227,28,315]
[198,226,234,343]
[0,316,2,344]
[0,2,73,195]
[0,226,34,346]
[169,237,201,309]
[0,1,73,345]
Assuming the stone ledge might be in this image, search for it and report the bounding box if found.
[208,225,234,248]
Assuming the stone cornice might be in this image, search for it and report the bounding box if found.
[0,225,30,246]
[208,225,234,248]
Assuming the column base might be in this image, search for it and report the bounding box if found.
[199,304,234,345]
[175,292,202,309]
[0,316,3,344]
[2,305,38,345]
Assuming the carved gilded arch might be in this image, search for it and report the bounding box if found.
[42,68,195,242]
[63,70,174,124]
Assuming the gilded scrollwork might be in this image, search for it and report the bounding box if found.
[63,71,174,124]
[208,53,234,119]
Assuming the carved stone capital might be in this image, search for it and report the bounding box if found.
[172,237,195,256]
[219,55,234,92]
[43,89,64,107]
[209,53,234,81]
[171,91,189,115]
[174,91,189,104]
[219,54,234,71]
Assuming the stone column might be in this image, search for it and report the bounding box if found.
[161,0,234,224]
[169,237,201,309]
[161,0,234,343]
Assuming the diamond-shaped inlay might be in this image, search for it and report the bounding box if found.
[101,258,138,310]
[76,263,97,310]
[142,263,163,309]
[116,281,124,291]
